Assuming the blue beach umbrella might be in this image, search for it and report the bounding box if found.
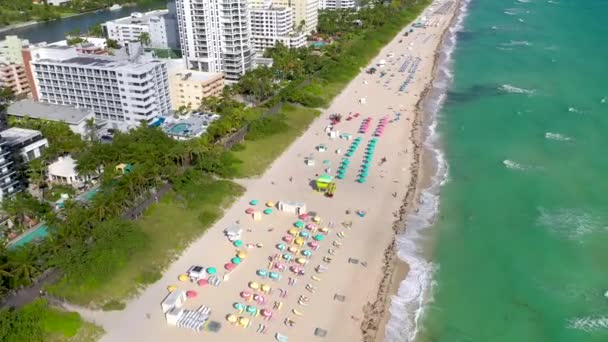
[249,199,259,205]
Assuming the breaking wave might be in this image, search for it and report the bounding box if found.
[503,159,528,170]
[499,84,536,95]
[567,316,608,332]
[545,132,572,141]
[501,40,533,46]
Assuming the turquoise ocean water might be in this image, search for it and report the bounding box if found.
[385,0,608,341]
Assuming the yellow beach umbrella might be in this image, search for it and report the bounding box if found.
[167,285,177,292]
[288,228,299,236]
[227,314,238,323]
[237,250,247,259]
[296,257,307,265]
[312,216,321,223]
[294,237,304,246]
[178,274,189,282]
[320,227,329,233]
[288,246,298,253]
[249,281,260,290]
[266,201,275,207]
[238,317,250,327]
[261,284,271,293]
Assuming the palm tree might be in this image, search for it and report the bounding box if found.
[8,248,39,287]
[84,118,98,142]
[139,32,151,47]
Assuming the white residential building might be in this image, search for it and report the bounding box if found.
[102,9,180,50]
[175,0,254,81]
[0,137,19,202]
[23,44,171,129]
[248,0,319,34]
[319,0,355,10]
[249,4,306,53]
[1,127,49,163]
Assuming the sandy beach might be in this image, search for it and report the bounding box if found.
[74,2,459,341]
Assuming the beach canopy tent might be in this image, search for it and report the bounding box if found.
[115,163,133,175]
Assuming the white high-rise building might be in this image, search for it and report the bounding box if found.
[248,0,318,34]
[102,9,180,50]
[175,0,254,82]
[249,4,306,53]
[319,0,354,10]
[23,45,171,128]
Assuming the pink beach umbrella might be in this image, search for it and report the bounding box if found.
[245,208,254,214]
[275,263,286,271]
[309,241,319,250]
[197,278,209,286]
[225,263,236,271]
[261,309,272,319]
[186,290,197,298]
[240,291,252,300]
[298,213,309,220]
[283,236,294,243]
[290,265,302,273]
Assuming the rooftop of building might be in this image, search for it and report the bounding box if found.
[172,70,224,83]
[107,10,169,26]
[0,127,43,147]
[48,155,78,178]
[7,99,93,125]
[31,44,165,69]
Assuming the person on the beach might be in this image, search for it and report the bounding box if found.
[289,176,293,182]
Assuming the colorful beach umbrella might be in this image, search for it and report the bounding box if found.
[245,208,254,214]
[186,290,197,298]
[288,228,299,235]
[227,314,238,323]
[264,208,272,214]
[178,274,189,282]
[225,263,236,271]
[197,278,209,286]
[257,269,268,277]
[167,285,177,292]
[231,257,242,264]
[276,243,286,251]
[313,234,324,241]
[206,267,217,275]
[237,250,247,259]
[249,199,258,205]
[233,302,245,311]
[233,240,243,247]
[249,281,260,290]
[294,220,304,228]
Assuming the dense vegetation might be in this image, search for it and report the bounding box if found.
[0,0,165,28]
[0,0,431,339]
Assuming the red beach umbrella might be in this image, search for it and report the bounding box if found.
[186,290,197,298]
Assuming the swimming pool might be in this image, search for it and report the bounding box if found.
[169,123,190,134]
[9,225,49,249]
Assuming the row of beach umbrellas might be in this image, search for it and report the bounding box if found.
[357,138,379,183]
[358,117,372,134]
[374,116,389,137]
[338,136,363,180]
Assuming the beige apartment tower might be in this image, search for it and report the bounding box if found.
[248,0,318,34]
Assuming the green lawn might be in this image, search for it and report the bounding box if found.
[56,175,244,305]
[44,309,103,342]
[230,104,320,178]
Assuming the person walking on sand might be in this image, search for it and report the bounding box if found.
[289,176,293,182]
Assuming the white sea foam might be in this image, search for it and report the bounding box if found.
[547,0,559,4]
[499,84,536,95]
[545,132,572,141]
[383,0,471,340]
[503,159,527,170]
[504,10,516,15]
[537,208,608,241]
[601,97,606,103]
[568,107,584,114]
[497,47,514,51]
[517,0,532,3]
[501,40,533,46]
[567,316,608,332]
[518,18,525,23]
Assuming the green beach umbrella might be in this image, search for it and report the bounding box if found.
[313,234,324,241]
[263,208,272,214]
[231,257,242,264]
[295,221,304,228]
[336,175,344,180]
[206,267,217,275]
[233,240,243,247]
[346,152,352,157]
[250,199,258,205]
